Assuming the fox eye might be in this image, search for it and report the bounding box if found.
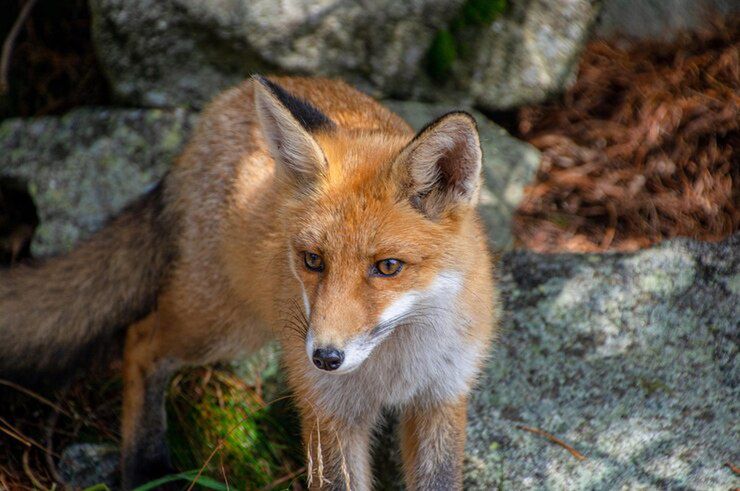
[373,258,403,277]
[303,251,324,272]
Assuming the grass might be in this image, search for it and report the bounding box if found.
[166,367,304,489]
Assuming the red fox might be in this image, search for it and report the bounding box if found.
[0,76,498,490]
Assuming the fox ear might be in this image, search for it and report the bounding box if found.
[396,111,482,217]
[253,76,333,187]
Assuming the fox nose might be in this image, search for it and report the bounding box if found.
[312,347,344,371]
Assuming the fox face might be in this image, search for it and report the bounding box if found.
[254,77,483,374]
[285,173,465,374]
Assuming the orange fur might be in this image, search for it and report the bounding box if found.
[2,76,498,490]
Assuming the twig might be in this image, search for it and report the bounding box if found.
[1,379,112,441]
[601,201,617,249]
[219,454,229,491]
[0,469,10,491]
[0,421,31,447]
[338,434,351,490]
[515,424,587,461]
[22,447,48,491]
[44,404,64,484]
[316,420,326,487]
[185,439,226,491]
[306,431,314,489]
[726,461,740,475]
[0,0,38,94]
[259,466,307,491]
[0,416,58,457]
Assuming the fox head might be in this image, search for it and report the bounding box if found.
[254,76,484,374]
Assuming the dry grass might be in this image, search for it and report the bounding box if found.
[0,370,123,490]
[514,18,739,252]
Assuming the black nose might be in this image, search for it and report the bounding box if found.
[312,347,344,371]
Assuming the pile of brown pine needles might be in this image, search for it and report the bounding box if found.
[513,18,739,252]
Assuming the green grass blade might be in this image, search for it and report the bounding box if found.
[131,470,228,491]
[82,485,111,491]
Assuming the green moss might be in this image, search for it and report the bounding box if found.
[427,30,458,80]
[166,367,303,489]
[460,0,507,26]
[425,0,506,80]
[160,127,185,153]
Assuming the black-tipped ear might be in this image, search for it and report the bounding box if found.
[255,76,334,132]
[395,111,482,217]
[253,76,329,187]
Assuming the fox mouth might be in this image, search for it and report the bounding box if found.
[303,296,434,375]
[305,325,395,375]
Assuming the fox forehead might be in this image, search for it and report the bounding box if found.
[314,130,410,181]
[289,189,446,262]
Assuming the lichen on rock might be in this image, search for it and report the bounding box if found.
[0,108,196,256]
[87,0,601,110]
[466,234,739,488]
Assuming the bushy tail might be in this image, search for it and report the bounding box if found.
[0,182,177,378]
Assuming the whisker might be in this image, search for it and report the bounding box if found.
[276,298,310,341]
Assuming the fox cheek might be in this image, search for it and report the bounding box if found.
[378,291,420,326]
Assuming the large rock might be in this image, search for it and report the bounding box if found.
[462,0,601,110]
[464,234,739,488]
[57,443,119,490]
[89,0,465,107]
[89,0,599,110]
[0,108,196,255]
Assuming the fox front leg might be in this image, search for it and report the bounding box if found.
[121,313,180,490]
[399,396,468,491]
[301,410,375,491]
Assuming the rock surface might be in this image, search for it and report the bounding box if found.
[0,103,536,254]
[0,108,196,255]
[88,0,598,110]
[462,0,601,110]
[89,0,464,107]
[464,234,739,489]
[57,443,119,490]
